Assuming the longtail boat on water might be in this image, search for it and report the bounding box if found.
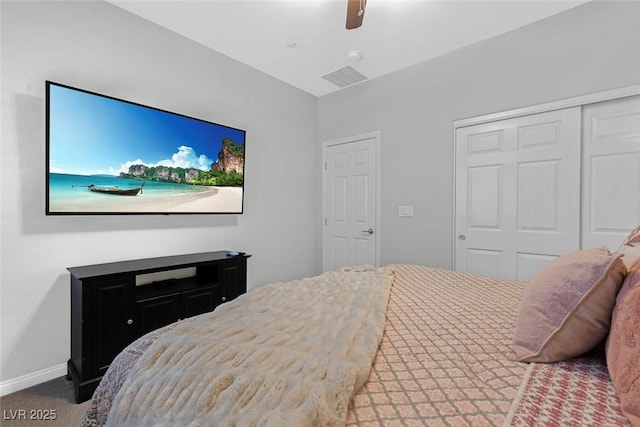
[88,181,145,196]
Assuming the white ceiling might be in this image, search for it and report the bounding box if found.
[108,0,589,97]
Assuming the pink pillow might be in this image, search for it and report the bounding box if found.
[617,225,640,269]
[512,247,626,363]
[606,258,640,427]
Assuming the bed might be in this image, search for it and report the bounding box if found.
[81,263,635,427]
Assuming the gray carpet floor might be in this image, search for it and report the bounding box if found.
[0,376,88,426]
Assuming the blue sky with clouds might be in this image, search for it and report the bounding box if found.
[48,82,245,176]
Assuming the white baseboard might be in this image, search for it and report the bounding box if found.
[0,363,67,396]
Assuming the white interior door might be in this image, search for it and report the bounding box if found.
[582,95,640,250]
[322,133,378,271]
[455,107,581,281]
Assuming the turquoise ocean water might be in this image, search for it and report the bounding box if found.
[49,173,207,204]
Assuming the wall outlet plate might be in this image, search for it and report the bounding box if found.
[399,205,414,217]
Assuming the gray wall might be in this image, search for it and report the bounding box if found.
[318,0,640,268]
[0,1,319,385]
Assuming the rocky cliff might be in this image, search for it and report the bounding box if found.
[120,166,200,183]
[212,139,244,175]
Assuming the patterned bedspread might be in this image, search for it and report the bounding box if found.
[346,264,527,426]
[83,264,628,426]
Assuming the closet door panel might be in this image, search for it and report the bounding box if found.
[516,253,557,282]
[455,107,581,281]
[582,95,640,250]
[467,248,501,278]
[591,155,639,230]
[517,160,560,231]
[468,165,503,229]
[456,122,514,279]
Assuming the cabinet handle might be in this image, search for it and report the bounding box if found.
[221,296,227,302]
[127,319,133,325]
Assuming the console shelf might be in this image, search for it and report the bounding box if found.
[67,250,250,403]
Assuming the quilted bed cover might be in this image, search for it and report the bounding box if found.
[83,264,629,426]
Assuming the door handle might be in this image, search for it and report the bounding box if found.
[362,228,374,235]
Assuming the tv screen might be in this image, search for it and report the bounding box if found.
[46,81,246,215]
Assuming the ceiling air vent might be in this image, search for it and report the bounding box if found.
[322,66,367,88]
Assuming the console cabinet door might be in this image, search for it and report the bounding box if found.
[135,293,181,338]
[91,277,133,378]
[183,286,219,318]
[220,260,245,303]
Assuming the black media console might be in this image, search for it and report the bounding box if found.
[67,250,250,403]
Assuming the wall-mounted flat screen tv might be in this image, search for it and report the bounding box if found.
[46,81,246,215]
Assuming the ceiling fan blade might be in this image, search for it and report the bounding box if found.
[346,0,366,30]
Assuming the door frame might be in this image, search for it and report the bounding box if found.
[321,131,381,271]
[452,84,640,271]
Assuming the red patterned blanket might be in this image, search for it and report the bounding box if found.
[506,351,629,426]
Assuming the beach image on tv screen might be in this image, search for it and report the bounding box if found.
[46,82,245,214]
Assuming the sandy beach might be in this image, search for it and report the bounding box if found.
[49,186,243,213]
[165,186,243,213]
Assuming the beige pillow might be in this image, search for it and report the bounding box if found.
[512,247,626,362]
[617,225,640,269]
[606,258,640,427]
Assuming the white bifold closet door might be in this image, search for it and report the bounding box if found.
[455,107,581,281]
[582,95,640,250]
